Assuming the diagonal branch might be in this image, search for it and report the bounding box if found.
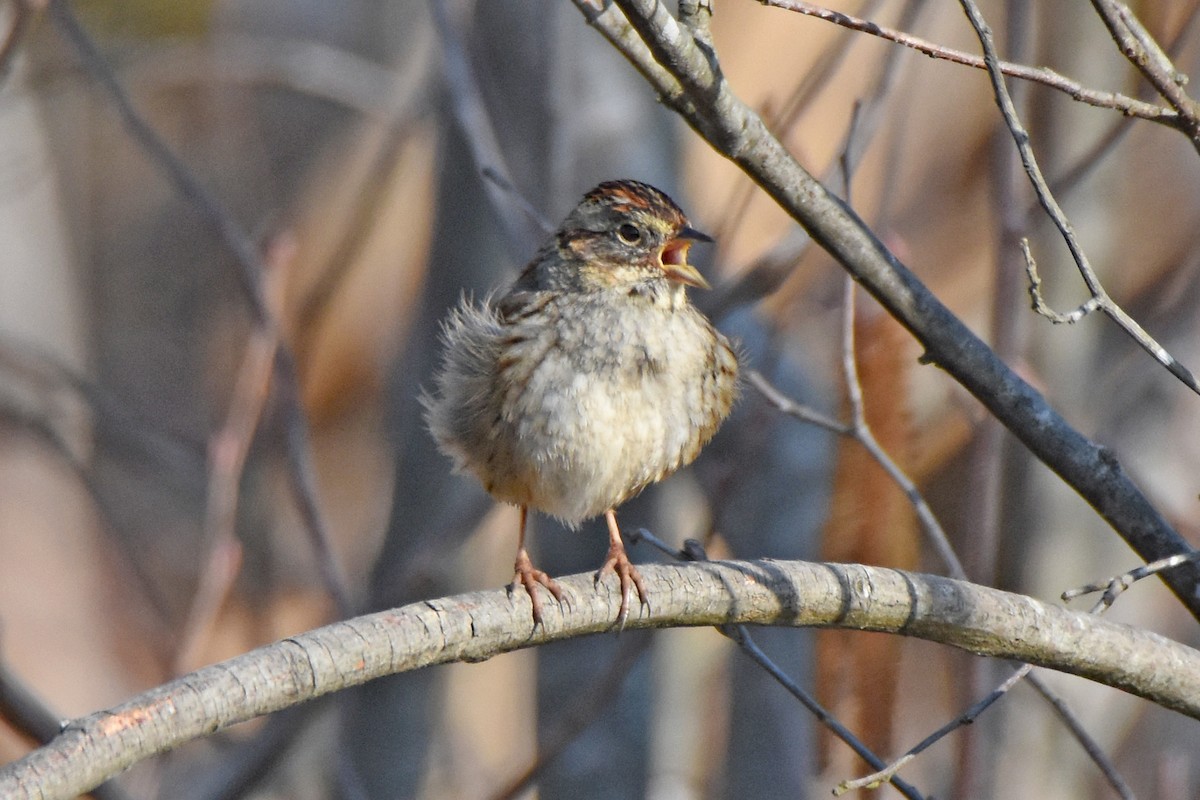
[751,366,1128,796]
[956,0,1200,396]
[1089,0,1200,148]
[837,663,1033,795]
[578,0,1200,617]
[635,532,927,799]
[46,0,352,614]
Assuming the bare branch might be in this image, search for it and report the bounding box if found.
[4,559,1198,800]
[750,367,957,579]
[748,370,849,435]
[45,0,352,614]
[0,661,134,800]
[577,0,1200,621]
[1027,677,1136,800]
[839,278,966,578]
[634,531,926,799]
[759,0,1181,128]
[429,0,547,257]
[1021,240,1103,324]
[1089,0,1200,146]
[837,664,1033,795]
[174,246,285,675]
[731,627,927,800]
[957,0,1200,396]
[1064,551,1200,613]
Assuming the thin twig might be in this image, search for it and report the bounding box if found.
[840,634,1130,799]
[488,635,653,800]
[174,264,283,675]
[1041,116,1133,202]
[632,530,927,800]
[1063,551,1200,613]
[836,267,965,578]
[956,0,1200,397]
[1021,240,1102,324]
[428,0,546,259]
[1089,0,1200,147]
[750,365,964,578]
[837,664,1032,794]
[46,0,352,614]
[759,0,1180,128]
[1042,3,1200,200]
[747,371,849,435]
[1027,676,1135,800]
[734,628,926,800]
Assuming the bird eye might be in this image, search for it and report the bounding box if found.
[616,223,642,244]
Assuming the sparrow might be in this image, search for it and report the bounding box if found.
[424,179,738,626]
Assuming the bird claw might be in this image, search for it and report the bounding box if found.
[511,549,564,625]
[595,542,650,630]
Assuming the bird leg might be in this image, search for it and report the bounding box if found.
[597,509,650,628]
[511,506,564,624]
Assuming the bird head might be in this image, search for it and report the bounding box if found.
[556,180,714,292]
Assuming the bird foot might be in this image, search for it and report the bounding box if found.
[596,541,650,629]
[511,548,564,625]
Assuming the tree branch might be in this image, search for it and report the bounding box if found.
[2,559,1198,800]
[45,0,353,615]
[577,0,1200,618]
[760,0,1181,128]
[957,0,1200,395]
[1089,0,1200,148]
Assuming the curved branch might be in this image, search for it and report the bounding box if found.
[3,560,1200,800]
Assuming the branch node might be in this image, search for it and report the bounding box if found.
[1062,550,1200,611]
[1021,239,1098,324]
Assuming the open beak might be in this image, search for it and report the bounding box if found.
[659,225,714,289]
